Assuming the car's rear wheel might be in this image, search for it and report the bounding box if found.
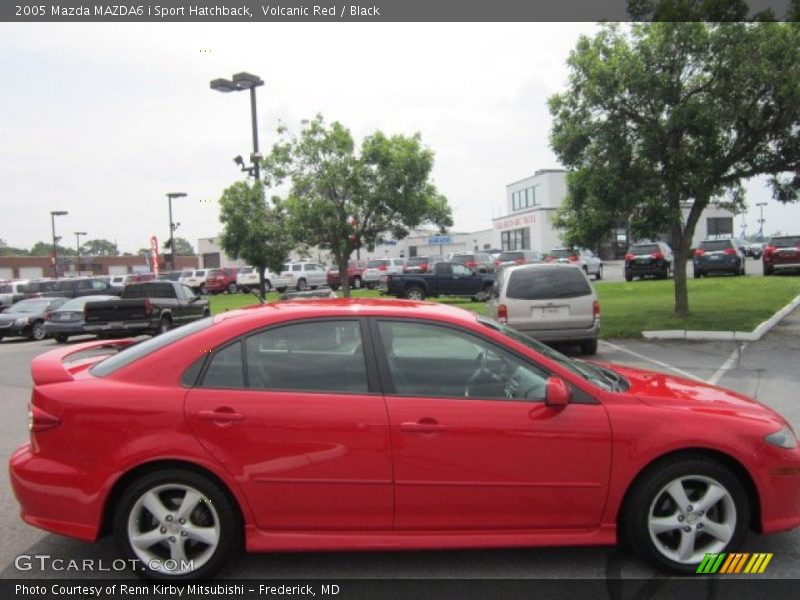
[114,469,240,580]
[694,270,704,279]
[276,287,286,293]
[764,265,774,276]
[30,320,46,341]
[404,286,426,301]
[580,339,598,355]
[623,456,749,575]
[595,266,603,280]
[227,283,237,294]
[263,280,272,293]
[54,333,69,343]
[353,276,362,290]
[625,271,633,282]
[158,317,171,335]
[297,278,307,292]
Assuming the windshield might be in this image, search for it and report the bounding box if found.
[367,260,388,268]
[407,257,428,265]
[498,252,523,262]
[0,284,12,293]
[549,249,571,258]
[8,299,51,313]
[477,316,614,391]
[700,240,733,252]
[770,236,800,248]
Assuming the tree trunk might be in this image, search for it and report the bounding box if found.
[336,252,351,298]
[258,265,267,301]
[673,198,706,318]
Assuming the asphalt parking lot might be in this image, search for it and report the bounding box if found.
[0,301,797,582]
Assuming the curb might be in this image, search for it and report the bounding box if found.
[641,294,800,342]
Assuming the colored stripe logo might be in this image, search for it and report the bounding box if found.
[696,553,773,574]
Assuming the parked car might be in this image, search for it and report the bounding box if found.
[43,295,118,343]
[21,278,61,298]
[693,239,745,278]
[402,256,432,274]
[362,258,406,288]
[327,260,368,290]
[0,297,68,341]
[180,270,210,294]
[546,248,603,280]
[763,235,800,275]
[11,299,800,579]
[0,279,30,312]
[450,252,495,274]
[156,271,186,282]
[381,261,496,301]
[84,281,209,337]
[489,263,600,355]
[746,242,764,259]
[236,266,277,293]
[493,250,544,271]
[274,262,328,292]
[624,242,674,281]
[205,268,240,294]
[37,277,119,299]
[734,238,750,257]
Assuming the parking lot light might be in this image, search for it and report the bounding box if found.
[75,231,87,275]
[210,71,264,179]
[50,210,68,279]
[166,193,187,270]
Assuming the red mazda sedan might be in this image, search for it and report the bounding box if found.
[10,299,800,579]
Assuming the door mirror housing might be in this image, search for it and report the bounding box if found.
[545,377,571,407]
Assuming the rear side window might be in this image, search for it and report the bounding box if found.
[123,283,176,298]
[207,269,222,277]
[700,240,734,252]
[202,342,245,388]
[506,267,591,300]
[771,236,800,248]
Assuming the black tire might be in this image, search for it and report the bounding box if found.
[330,283,340,291]
[297,278,307,292]
[622,456,750,575]
[741,262,746,276]
[764,265,773,276]
[157,317,171,335]
[595,266,603,281]
[203,309,210,318]
[276,287,287,293]
[30,320,46,341]
[580,339,598,355]
[54,333,69,343]
[353,276,362,290]
[264,280,272,293]
[404,286,426,301]
[625,271,633,282]
[113,468,240,581]
[694,270,704,279]
[227,282,237,294]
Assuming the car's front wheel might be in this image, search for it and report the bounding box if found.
[297,278,307,292]
[227,283,237,294]
[114,469,240,580]
[30,320,46,341]
[404,286,426,301]
[580,339,598,355]
[595,265,603,281]
[353,276,362,290]
[623,456,749,575]
[54,333,69,343]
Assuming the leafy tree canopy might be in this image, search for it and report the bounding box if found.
[30,241,76,256]
[81,239,119,256]
[264,115,453,296]
[549,21,800,317]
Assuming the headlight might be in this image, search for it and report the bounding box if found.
[765,427,798,449]
[14,317,30,326]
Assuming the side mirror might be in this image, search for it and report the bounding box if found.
[545,377,571,407]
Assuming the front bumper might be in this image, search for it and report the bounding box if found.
[756,444,800,534]
[0,322,31,337]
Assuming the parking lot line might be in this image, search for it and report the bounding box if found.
[708,343,748,386]
[599,340,706,382]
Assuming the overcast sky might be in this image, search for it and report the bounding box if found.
[1,22,798,253]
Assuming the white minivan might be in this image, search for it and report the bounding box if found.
[488,263,600,355]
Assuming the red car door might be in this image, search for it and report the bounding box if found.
[185,319,393,531]
[373,319,613,531]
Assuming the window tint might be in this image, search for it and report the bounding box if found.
[122,282,177,299]
[91,317,213,377]
[700,240,734,252]
[202,342,244,388]
[245,320,368,393]
[629,244,660,255]
[506,267,591,300]
[367,260,388,268]
[196,270,206,276]
[208,269,222,277]
[377,321,548,401]
[498,252,524,261]
[91,280,108,289]
[292,264,302,272]
[771,236,800,248]
[450,254,474,264]
[452,264,472,276]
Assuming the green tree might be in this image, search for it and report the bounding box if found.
[168,237,195,256]
[265,115,453,297]
[549,22,800,317]
[30,241,75,256]
[0,245,30,256]
[218,180,297,299]
[81,239,119,256]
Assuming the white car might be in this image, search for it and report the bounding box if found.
[0,280,30,311]
[179,269,209,294]
[236,266,277,293]
[362,258,406,288]
[546,248,603,280]
[273,262,328,292]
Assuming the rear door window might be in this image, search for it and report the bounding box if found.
[700,240,734,252]
[506,267,591,300]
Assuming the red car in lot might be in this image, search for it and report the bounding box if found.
[327,260,367,290]
[10,300,800,580]
[204,268,240,294]
[763,235,800,275]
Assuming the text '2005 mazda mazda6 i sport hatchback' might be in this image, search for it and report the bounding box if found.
[10,299,800,579]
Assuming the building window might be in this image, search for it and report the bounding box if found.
[501,227,530,251]
[707,217,733,237]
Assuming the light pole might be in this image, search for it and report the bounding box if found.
[210,72,264,179]
[50,211,68,279]
[167,192,187,271]
[756,202,767,241]
[75,231,87,275]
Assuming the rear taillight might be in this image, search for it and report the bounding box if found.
[694,249,706,257]
[515,258,524,265]
[764,245,776,258]
[421,264,428,271]
[723,248,736,255]
[568,255,578,262]
[497,304,508,324]
[494,260,501,266]
[29,404,60,432]
[651,252,664,260]
[143,298,153,316]
[378,265,387,271]
[466,261,478,268]
[593,300,600,318]
[624,253,635,261]
[544,256,554,263]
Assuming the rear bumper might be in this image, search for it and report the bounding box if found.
[511,320,600,343]
[84,321,153,335]
[694,258,739,272]
[767,261,800,271]
[42,322,88,336]
[625,262,668,275]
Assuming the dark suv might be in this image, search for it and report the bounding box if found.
[693,239,745,278]
[28,277,118,299]
[624,242,674,281]
[450,252,494,274]
[763,235,800,275]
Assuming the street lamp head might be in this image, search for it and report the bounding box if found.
[232,72,264,90]
[210,78,238,93]
[167,192,187,199]
[233,155,245,168]
[75,231,87,236]
[51,210,68,216]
